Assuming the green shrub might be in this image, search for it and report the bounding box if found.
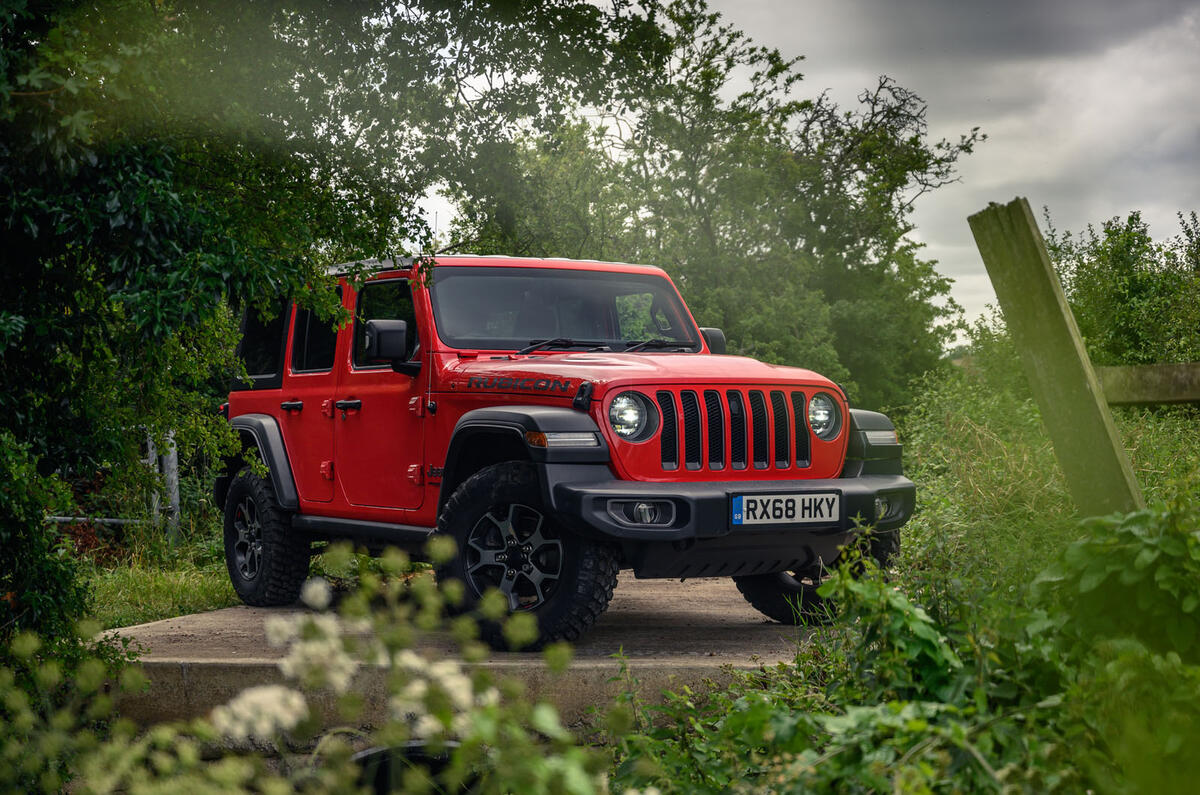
[0,432,88,643]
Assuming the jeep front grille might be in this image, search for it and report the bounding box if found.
[656,388,811,473]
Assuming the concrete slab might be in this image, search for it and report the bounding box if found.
[116,576,809,728]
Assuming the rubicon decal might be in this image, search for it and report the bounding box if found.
[467,376,573,393]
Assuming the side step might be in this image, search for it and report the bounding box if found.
[290,514,435,550]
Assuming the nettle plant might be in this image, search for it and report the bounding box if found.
[4,540,609,794]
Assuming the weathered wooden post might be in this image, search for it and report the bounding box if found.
[968,197,1144,515]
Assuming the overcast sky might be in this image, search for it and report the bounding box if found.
[708,0,1200,325]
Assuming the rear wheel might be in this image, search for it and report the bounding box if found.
[436,462,618,649]
[223,467,310,606]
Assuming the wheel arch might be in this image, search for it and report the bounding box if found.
[214,414,300,511]
[438,406,610,513]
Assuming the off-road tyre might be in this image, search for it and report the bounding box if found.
[223,466,310,606]
[870,528,901,569]
[735,529,902,625]
[436,461,618,650]
[733,569,833,626]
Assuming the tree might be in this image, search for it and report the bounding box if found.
[448,0,979,409]
[1046,209,1200,367]
[0,0,668,638]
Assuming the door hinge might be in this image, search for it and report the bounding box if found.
[408,396,424,417]
[321,399,334,419]
[406,463,423,485]
[319,460,334,480]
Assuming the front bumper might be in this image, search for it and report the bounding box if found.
[543,464,915,579]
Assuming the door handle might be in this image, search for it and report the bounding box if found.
[334,399,362,411]
[280,400,304,412]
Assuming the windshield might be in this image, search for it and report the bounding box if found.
[428,266,701,352]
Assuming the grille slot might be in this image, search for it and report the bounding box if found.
[704,390,725,470]
[748,390,769,469]
[680,391,702,470]
[728,390,747,469]
[656,391,678,470]
[770,390,790,468]
[791,391,810,466]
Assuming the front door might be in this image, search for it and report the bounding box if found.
[333,276,425,510]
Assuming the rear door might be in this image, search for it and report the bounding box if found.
[278,289,344,503]
[333,276,426,510]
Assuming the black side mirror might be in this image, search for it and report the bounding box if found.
[700,327,726,355]
[365,319,420,376]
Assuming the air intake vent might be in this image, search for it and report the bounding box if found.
[771,390,790,468]
[704,390,725,471]
[791,391,810,466]
[728,390,747,470]
[656,391,678,470]
[748,390,769,469]
[680,391,702,470]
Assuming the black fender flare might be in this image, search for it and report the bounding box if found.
[438,405,610,511]
[841,409,904,477]
[222,414,300,510]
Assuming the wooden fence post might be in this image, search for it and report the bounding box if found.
[968,197,1144,516]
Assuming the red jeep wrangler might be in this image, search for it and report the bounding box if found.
[216,256,914,647]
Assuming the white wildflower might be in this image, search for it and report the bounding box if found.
[476,686,500,708]
[304,612,341,640]
[300,577,332,610]
[412,713,443,740]
[392,649,424,670]
[210,685,307,741]
[389,678,429,720]
[264,615,299,648]
[278,635,359,694]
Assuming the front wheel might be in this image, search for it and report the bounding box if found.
[734,529,901,625]
[436,462,618,649]
[733,568,833,625]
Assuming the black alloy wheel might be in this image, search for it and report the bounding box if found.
[463,502,564,610]
[436,461,618,650]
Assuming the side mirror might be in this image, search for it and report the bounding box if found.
[700,327,726,355]
[365,319,420,376]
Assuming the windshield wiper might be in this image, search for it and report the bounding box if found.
[518,338,611,355]
[623,338,688,353]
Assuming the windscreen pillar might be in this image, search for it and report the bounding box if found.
[968,197,1144,516]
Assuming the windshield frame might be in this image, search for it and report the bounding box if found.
[427,265,703,353]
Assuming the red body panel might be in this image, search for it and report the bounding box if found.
[227,256,851,529]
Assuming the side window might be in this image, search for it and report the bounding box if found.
[236,300,290,388]
[353,279,419,367]
[291,288,342,373]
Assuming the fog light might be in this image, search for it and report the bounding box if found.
[874,496,891,520]
[607,499,676,527]
[633,502,659,524]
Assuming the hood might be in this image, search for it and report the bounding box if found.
[439,352,839,397]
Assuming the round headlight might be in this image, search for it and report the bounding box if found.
[808,392,842,441]
[609,391,652,440]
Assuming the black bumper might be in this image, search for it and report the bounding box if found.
[543,464,915,579]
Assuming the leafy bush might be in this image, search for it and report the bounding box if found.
[1047,210,1200,366]
[0,431,87,642]
[1035,488,1200,663]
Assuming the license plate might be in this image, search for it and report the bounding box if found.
[731,493,840,525]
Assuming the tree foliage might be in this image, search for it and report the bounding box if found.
[1046,209,1200,366]
[0,0,667,637]
[449,0,980,408]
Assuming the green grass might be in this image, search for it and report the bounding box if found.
[76,512,242,630]
[894,326,1200,621]
[87,561,239,630]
